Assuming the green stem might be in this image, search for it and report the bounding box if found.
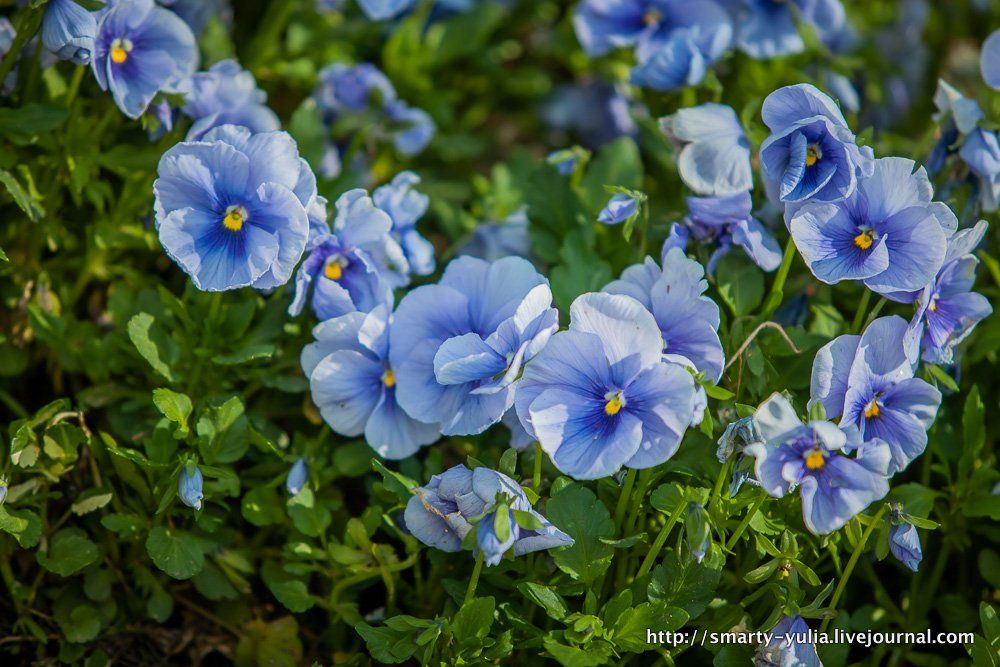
[860,296,888,332]
[820,504,887,632]
[761,238,797,317]
[635,502,686,578]
[0,8,42,87]
[613,468,637,535]
[463,552,485,606]
[725,494,766,550]
[636,204,650,261]
[709,458,733,514]
[624,468,653,537]
[851,289,873,334]
[64,65,86,107]
[532,442,542,491]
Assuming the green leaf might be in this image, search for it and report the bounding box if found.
[262,560,315,613]
[648,547,723,620]
[517,583,568,621]
[927,363,959,392]
[152,388,192,435]
[541,637,614,666]
[0,104,70,142]
[961,385,985,477]
[545,483,614,583]
[37,528,100,576]
[499,447,517,477]
[145,526,205,580]
[212,343,276,365]
[0,505,42,548]
[451,596,495,644]
[371,458,417,502]
[286,487,331,537]
[127,313,177,381]
[71,489,114,516]
[0,168,44,221]
[101,513,144,539]
[192,561,239,601]
[493,504,511,543]
[612,602,688,652]
[242,485,285,527]
[512,509,544,531]
[715,254,764,317]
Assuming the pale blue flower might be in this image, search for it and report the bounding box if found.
[286,458,308,495]
[179,59,280,141]
[373,171,435,277]
[178,465,204,510]
[390,256,559,436]
[981,29,1000,90]
[660,103,752,196]
[889,521,922,572]
[731,0,847,59]
[755,615,822,666]
[598,192,640,225]
[42,0,98,65]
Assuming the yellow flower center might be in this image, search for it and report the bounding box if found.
[805,449,826,470]
[644,9,662,25]
[222,205,246,232]
[864,399,880,419]
[853,229,874,250]
[110,38,132,64]
[324,259,344,281]
[805,143,821,167]
[928,297,938,312]
[382,368,396,388]
[604,390,625,416]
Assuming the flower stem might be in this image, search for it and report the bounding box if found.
[463,551,485,606]
[624,468,653,537]
[613,468,637,535]
[851,289,873,334]
[861,296,888,332]
[725,493,766,550]
[636,502,686,578]
[532,442,542,491]
[820,504,888,632]
[761,237,797,317]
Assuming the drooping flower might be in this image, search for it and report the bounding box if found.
[760,84,873,205]
[574,0,732,91]
[810,316,942,475]
[755,615,822,666]
[889,519,922,572]
[459,209,532,262]
[730,0,847,59]
[302,307,440,459]
[286,458,308,495]
[390,256,559,436]
[178,465,204,510]
[684,503,710,563]
[42,0,98,65]
[178,59,280,141]
[660,103,752,196]
[313,63,397,118]
[92,0,199,119]
[982,29,1000,90]
[515,292,698,480]
[154,125,312,291]
[665,192,782,273]
[745,393,890,534]
[904,221,992,365]
[598,192,642,225]
[385,99,435,156]
[789,157,955,296]
[372,171,435,277]
[604,247,725,382]
[404,464,573,566]
[959,128,1000,213]
[289,189,406,320]
[547,148,585,175]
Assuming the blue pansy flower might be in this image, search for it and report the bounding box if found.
[745,393,890,535]
[542,82,637,149]
[92,0,198,119]
[604,247,725,382]
[178,465,204,510]
[390,256,559,436]
[959,129,1000,213]
[730,0,846,59]
[755,615,822,666]
[372,171,435,277]
[760,84,873,205]
[904,221,992,366]
[178,59,280,141]
[290,189,406,320]
[574,0,732,91]
[286,458,308,495]
[385,99,435,156]
[313,62,397,117]
[302,306,441,459]
[515,292,698,480]
[789,157,955,296]
[665,192,782,273]
[159,0,230,35]
[547,149,584,175]
[660,103,752,196]
[42,0,98,65]
[154,125,313,291]
[357,0,413,20]
[404,464,572,566]
[982,29,1000,90]
[810,316,942,475]
[889,516,922,572]
[598,192,641,225]
[459,208,532,262]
